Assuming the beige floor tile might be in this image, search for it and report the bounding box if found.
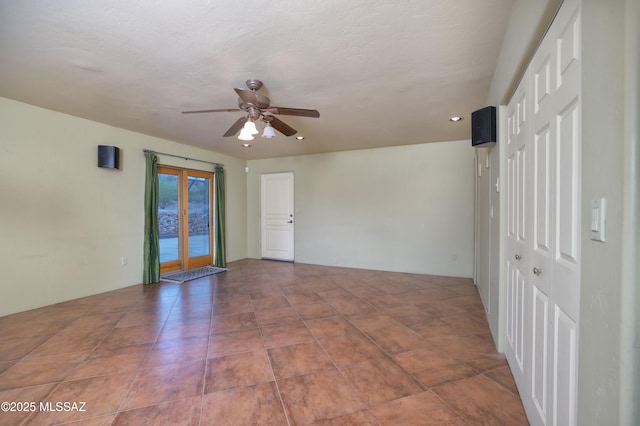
[261,322,314,348]
[201,382,288,425]
[204,350,273,393]
[381,305,439,327]
[207,328,264,357]
[0,383,57,425]
[113,396,201,426]
[484,366,520,395]
[340,357,423,406]
[278,369,367,425]
[0,335,51,362]
[347,313,405,333]
[319,332,386,367]
[432,374,529,425]
[365,324,430,355]
[254,307,301,327]
[310,409,380,425]
[371,391,467,425]
[267,341,334,379]
[209,311,258,334]
[393,347,478,388]
[67,343,152,380]
[0,352,89,392]
[294,303,340,320]
[305,316,359,339]
[144,335,209,368]
[26,371,136,424]
[120,360,205,410]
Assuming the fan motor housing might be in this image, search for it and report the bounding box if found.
[238,93,270,110]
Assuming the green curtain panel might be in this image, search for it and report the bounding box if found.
[143,152,160,284]
[214,166,226,267]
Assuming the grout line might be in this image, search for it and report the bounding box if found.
[197,287,218,426]
[111,283,183,419]
[428,389,475,425]
[256,275,293,426]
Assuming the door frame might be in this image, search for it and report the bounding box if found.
[158,166,214,274]
[260,172,295,261]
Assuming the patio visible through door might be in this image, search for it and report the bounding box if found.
[158,166,214,274]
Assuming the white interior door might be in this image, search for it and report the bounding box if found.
[505,70,530,398]
[531,4,581,425]
[547,4,581,425]
[261,172,294,261]
[530,31,554,424]
[504,1,581,425]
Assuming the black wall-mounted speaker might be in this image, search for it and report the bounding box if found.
[471,106,497,147]
[98,145,120,169]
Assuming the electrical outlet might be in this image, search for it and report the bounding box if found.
[121,256,128,266]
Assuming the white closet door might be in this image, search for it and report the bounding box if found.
[505,70,530,396]
[530,28,555,425]
[504,0,581,425]
[548,4,581,425]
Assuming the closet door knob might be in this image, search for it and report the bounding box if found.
[533,267,542,276]
[515,254,521,260]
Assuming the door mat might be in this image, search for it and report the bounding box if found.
[160,266,228,283]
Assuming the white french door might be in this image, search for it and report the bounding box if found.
[261,172,294,261]
[505,0,581,425]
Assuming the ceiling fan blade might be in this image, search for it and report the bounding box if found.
[268,115,297,136]
[234,88,259,106]
[223,116,247,137]
[269,107,320,118]
[182,108,241,114]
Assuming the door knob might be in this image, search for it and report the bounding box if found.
[515,254,521,260]
[287,220,293,223]
[533,267,542,276]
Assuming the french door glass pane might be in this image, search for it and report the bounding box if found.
[187,176,210,258]
[158,173,179,263]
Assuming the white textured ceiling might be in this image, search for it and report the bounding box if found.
[0,0,513,160]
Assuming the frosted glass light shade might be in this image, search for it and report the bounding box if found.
[262,124,276,138]
[243,120,259,135]
[238,127,255,140]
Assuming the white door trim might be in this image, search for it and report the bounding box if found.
[261,172,295,261]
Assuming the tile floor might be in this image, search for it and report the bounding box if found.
[0,259,528,425]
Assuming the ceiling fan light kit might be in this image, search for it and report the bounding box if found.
[238,126,255,141]
[243,118,259,135]
[262,123,276,138]
[182,79,320,143]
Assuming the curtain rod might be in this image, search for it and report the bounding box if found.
[143,149,224,167]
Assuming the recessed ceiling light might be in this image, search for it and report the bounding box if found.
[242,143,251,147]
[296,136,305,140]
[449,116,463,122]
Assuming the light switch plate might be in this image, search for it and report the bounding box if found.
[590,198,606,242]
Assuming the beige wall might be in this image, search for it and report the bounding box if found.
[247,140,475,277]
[0,97,247,316]
[578,0,637,423]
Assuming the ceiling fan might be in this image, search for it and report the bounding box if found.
[182,79,320,139]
